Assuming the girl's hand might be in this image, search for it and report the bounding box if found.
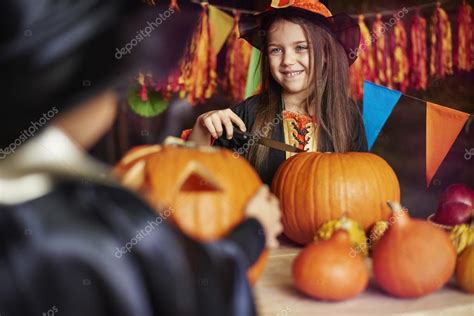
[189,109,247,144]
[245,185,283,249]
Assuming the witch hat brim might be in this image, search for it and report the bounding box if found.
[238,6,360,65]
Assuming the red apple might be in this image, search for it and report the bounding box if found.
[432,202,472,226]
[439,184,474,207]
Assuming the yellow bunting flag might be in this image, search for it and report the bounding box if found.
[208,5,234,54]
[426,102,470,187]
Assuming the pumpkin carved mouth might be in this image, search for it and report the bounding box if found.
[178,161,223,193]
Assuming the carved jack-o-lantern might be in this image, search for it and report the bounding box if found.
[114,142,266,284]
[146,145,262,240]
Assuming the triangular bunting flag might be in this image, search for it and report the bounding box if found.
[362,81,402,150]
[244,47,262,98]
[426,102,470,187]
[208,5,234,54]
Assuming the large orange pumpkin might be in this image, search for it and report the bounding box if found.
[272,152,400,244]
[114,142,268,284]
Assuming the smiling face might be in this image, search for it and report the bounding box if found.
[266,19,311,99]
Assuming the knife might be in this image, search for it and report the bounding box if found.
[233,129,305,153]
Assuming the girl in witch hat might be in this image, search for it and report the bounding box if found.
[187,0,367,185]
[0,1,281,315]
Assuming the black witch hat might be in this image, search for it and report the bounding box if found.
[238,0,360,65]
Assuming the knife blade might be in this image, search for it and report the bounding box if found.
[234,129,305,153]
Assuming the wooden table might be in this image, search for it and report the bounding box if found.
[254,246,474,316]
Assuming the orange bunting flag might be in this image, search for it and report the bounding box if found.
[426,102,470,187]
[409,10,428,90]
[455,0,473,72]
[349,15,375,100]
[372,14,393,88]
[391,19,409,92]
[430,3,453,78]
[222,11,253,102]
[178,3,217,105]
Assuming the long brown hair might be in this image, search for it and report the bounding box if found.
[247,13,364,171]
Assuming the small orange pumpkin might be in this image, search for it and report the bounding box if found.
[272,152,400,244]
[372,201,457,298]
[292,230,369,301]
[456,244,474,293]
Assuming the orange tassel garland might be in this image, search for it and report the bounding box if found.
[391,19,409,92]
[349,15,375,100]
[222,11,253,102]
[137,72,151,102]
[430,3,453,78]
[410,10,428,90]
[455,0,473,72]
[177,3,217,105]
[372,14,393,88]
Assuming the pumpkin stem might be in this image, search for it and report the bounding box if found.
[164,136,189,147]
[331,230,352,245]
[339,216,352,230]
[386,201,403,212]
[386,200,409,227]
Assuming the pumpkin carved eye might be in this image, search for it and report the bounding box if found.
[178,161,222,193]
[180,172,222,192]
